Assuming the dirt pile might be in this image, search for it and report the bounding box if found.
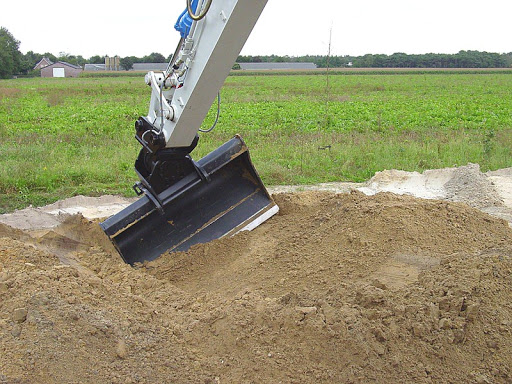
[444,164,504,209]
[1,191,512,383]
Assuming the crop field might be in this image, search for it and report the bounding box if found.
[1,72,512,212]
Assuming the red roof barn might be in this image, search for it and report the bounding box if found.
[41,61,83,78]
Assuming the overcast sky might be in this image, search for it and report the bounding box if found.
[1,0,510,59]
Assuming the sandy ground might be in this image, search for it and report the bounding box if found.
[2,163,511,231]
[0,164,511,383]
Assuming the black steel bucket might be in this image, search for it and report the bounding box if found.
[100,136,278,264]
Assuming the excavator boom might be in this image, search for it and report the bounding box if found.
[100,0,278,264]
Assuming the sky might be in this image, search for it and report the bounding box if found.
[1,0,511,59]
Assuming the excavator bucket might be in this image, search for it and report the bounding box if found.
[100,136,278,265]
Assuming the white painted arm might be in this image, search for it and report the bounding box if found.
[144,0,268,148]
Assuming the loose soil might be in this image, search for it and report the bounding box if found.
[1,168,512,383]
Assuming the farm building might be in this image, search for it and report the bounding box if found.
[33,57,53,70]
[131,63,168,71]
[83,62,168,72]
[41,61,83,78]
[238,62,317,70]
[84,64,106,71]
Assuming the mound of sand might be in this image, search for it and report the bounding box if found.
[1,190,511,383]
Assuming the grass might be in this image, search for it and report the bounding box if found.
[1,73,512,213]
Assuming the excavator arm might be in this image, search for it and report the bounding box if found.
[100,0,278,264]
[145,0,268,149]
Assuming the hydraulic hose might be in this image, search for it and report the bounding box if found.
[199,92,221,133]
[168,37,185,72]
[187,0,213,21]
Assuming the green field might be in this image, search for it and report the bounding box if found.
[1,72,512,213]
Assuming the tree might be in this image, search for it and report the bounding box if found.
[57,52,85,67]
[0,27,22,78]
[120,56,135,71]
[17,50,41,74]
[43,52,57,63]
[142,52,166,63]
[89,55,104,64]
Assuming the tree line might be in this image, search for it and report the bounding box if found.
[237,51,512,69]
[1,26,511,79]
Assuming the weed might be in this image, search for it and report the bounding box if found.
[483,128,496,158]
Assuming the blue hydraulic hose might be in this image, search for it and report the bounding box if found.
[175,0,200,38]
